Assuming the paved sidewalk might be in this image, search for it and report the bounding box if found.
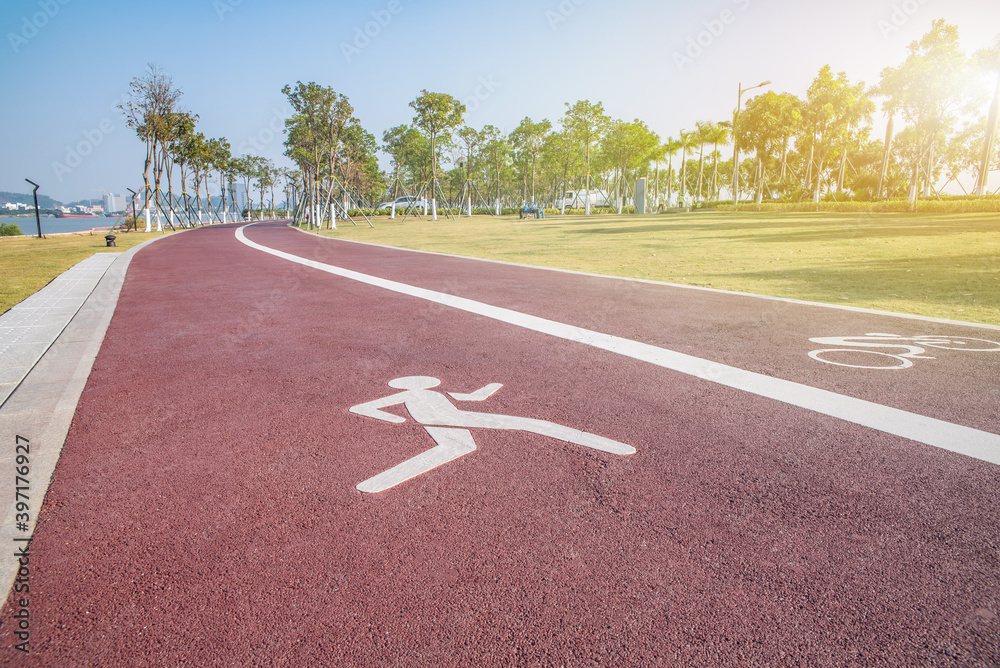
[0,237,167,599]
[0,253,119,408]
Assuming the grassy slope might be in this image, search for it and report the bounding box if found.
[318,211,1000,327]
[0,231,172,315]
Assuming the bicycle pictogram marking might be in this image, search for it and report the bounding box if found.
[807,333,1000,369]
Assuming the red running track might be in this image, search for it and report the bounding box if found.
[1,221,998,666]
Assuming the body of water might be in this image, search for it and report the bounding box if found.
[0,215,119,236]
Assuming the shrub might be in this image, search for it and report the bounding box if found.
[0,222,23,236]
[714,197,1000,214]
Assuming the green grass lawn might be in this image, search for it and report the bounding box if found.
[3,213,997,327]
[316,211,1000,327]
[0,230,173,315]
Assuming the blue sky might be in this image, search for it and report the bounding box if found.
[1,0,998,202]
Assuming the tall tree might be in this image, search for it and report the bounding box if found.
[738,91,804,202]
[878,20,971,208]
[119,64,183,218]
[800,65,874,202]
[707,122,732,200]
[660,138,683,206]
[382,124,421,217]
[693,121,717,201]
[481,125,512,215]
[975,35,1000,196]
[181,132,210,219]
[410,90,466,220]
[599,119,660,212]
[563,100,610,214]
[205,137,231,222]
[510,117,552,204]
[282,82,329,227]
[252,157,274,220]
[676,130,697,206]
[456,125,485,215]
[164,111,198,224]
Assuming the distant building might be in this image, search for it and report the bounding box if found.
[103,193,126,213]
[231,183,249,212]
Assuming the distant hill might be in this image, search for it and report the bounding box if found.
[0,190,63,210]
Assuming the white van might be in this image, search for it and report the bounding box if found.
[376,195,427,213]
[554,189,611,210]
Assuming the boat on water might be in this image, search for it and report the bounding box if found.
[54,212,100,218]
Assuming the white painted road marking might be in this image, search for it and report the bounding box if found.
[356,426,478,494]
[350,376,635,492]
[808,333,1000,369]
[448,383,503,402]
[236,225,1000,467]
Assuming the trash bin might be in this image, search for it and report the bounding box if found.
[105,235,116,247]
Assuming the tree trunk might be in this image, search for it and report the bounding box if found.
[878,116,894,200]
[389,163,400,219]
[923,143,933,198]
[975,75,1000,197]
[679,149,687,206]
[696,145,705,202]
[804,141,814,201]
[666,155,673,205]
[710,143,719,200]
[430,132,438,220]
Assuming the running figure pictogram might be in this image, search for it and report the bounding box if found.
[350,376,635,493]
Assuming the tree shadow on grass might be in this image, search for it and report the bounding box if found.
[710,252,1000,313]
[567,213,997,242]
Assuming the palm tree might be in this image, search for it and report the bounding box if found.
[677,130,697,206]
[661,138,682,206]
[707,122,731,200]
[694,121,717,202]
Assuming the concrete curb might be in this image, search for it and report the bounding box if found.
[0,233,172,601]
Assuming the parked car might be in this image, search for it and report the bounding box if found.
[554,189,611,210]
[375,195,427,213]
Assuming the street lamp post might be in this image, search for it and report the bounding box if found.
[24,179,42,238]
[731,80,772,208]
[127,188,138,231]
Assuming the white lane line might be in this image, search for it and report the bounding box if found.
[236,225,1000,466]
[324,234,1000,333]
